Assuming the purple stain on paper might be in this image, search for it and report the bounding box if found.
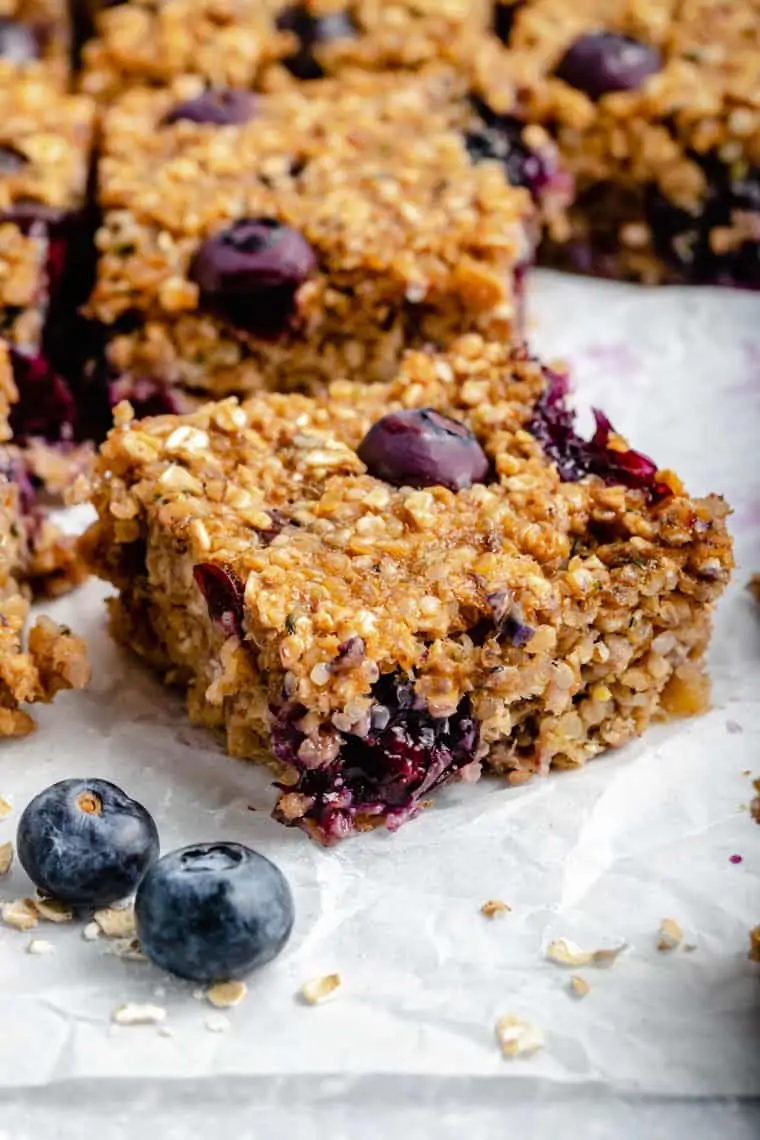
[729,854,743,865]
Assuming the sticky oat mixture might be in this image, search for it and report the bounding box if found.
[84,335,732,842]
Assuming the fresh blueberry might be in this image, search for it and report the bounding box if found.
[0,145,29,175]
[135,843,295,982]
[0,18,40,63]
[276,4,358,80]
[357,408,490,492]
[555,32,661,100]
[162,88,258,127]
[16,779,159,906]
[189,217,316,339]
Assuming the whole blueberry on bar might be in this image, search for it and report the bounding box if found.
[189,217,316,340]
[555,32,661,100]
[162,88,258,127]
[276,4,358,80]
[0,18,40,63]
[16,779,159,906]
[135,843,295,982]
[357,408,489,492]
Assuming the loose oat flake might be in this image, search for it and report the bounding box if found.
[27,938,55,956]
[205,1014,231,1034]
[569,975,590,998]
[0,796,11,818]
[0,840,13,876]
[480,899,511,918]
[546,937,626,969]
[82,921,101,941]
[112,1003,167,1026]
[35,897,74,924]
[206,980,247,1009]
[495,1014,545,1058]
[300,974,341,1005]
[657,918,683,951]
[1,898,38,931]
[94,905,136,939]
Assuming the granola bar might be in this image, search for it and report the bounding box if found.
[0,0,71,86]
[88,73,532,403]
[83,335,733,843]
[474,0,760,285]
[79,1,490,98]
[0,75,101,485]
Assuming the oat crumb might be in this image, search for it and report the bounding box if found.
[2,898,39,931]
[300,974,341,1005]
[94,905,136,939]
[569,975,590,998]
[112,1003,167,1026]
[82,921,101,941]
[205,1013,230,1034]
[495,1014,545,1058]
[0,840,13,875]
[158,1025,175,1038]
[481,899,511,918]
[207,980,247,1009]
[27,938,55,956]
[657,918,683,951]
[105,937,147,962]
[35,897,74,924]
[749,927,760,964]
[546,937,626,969]
[0,796,11,818]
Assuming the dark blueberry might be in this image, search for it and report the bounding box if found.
[527,368,671,502]
[272,675,480,842]
[465,104,556,200]
[16,779,159,907]
[0,18,40,63]
[189,217,316,340]
[357,408,489,493]
[0,145,29,175]
[555,32,661,100]
[647,159,760,288]
[193,562,245,639]
[9,347,78,443]
[162,88,258,127]
[135,843,295,982]
[276,4,358,80]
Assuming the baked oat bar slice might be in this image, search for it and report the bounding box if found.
[474,0,760,286]
[0,76,101,489]
[88,73,533,404]
[83,335,732,843]
[79,1,490,98]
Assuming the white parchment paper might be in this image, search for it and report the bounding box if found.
[0,273,757,1125]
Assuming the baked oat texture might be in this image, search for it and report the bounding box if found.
[90,73,530,400]
[83,335,733,842]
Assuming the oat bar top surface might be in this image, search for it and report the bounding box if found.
[475,0,760,207]
[0,77,95,210]
[89,335,732,720]
[80,0,490,96]
[90,75,531,325]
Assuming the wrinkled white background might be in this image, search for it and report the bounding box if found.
[0,272,758,1138]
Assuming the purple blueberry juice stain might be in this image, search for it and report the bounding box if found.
[0,18,41,63]
[271,675,480,843]
[729,854,743,865]
[193,563,245,639]
[528,368,670,502]
[162,89,258,127]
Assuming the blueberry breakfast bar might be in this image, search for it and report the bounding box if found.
[88,74,532,404]
[476,0,760,285]
[0,343,89,737]
[83,335,732,843]
[0,75,99,482]
[0,0,71,86]
[80,1,490,98]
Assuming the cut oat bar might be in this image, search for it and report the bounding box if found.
[0,76,100,483]
[83,335,733,843]
[79,1,490,98]
[475,0,760,286]
[89,74,532,403]
[0,0,71,86]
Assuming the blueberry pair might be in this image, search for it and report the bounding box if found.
[16,779,294,982]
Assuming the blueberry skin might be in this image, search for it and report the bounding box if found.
[0,18,40,63]
[357,408,490,493]
[555,32,661,101]
[135,843,295,982]
[162,89,258,127]
[16,779,159,906]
